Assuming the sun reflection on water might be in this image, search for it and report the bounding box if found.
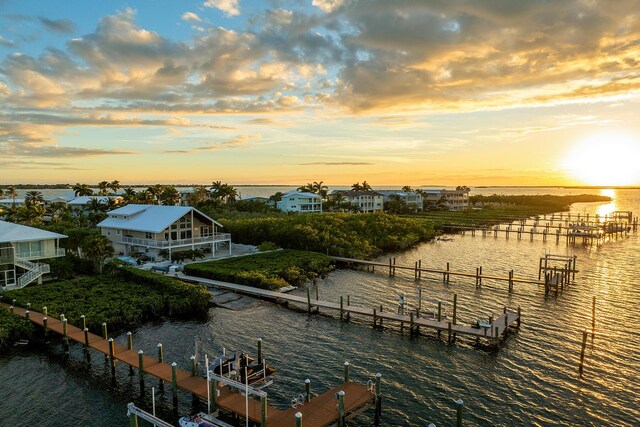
[597,189,617,219]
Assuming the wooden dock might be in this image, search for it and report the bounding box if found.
[0,303,376,427]
[177,274,521,342]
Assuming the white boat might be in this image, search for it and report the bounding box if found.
[178,413,233,427]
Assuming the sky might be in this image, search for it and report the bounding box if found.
[2,0,640,187]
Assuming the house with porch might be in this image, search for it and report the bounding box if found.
[0,220,67,290]
[97,204,231,260]
[377,190,424,211]
[331,190,384,212]
[276,191,322,213]
[420,188,470,211]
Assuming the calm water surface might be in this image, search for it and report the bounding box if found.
[1,188,638,426]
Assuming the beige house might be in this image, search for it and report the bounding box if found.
[98,204,230,260]
[332,190,384,212]
[0,220,66,290]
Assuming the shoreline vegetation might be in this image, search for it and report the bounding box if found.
[184,249,333,290]
[0,267,210,353]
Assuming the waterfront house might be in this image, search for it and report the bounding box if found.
[97,204,231,260]
[45,192,78,205]
[276,191,322,213]
[377,190,424,211]
[0,220,66,290]
[420,188,470,211]
[331,190,384,212]
[0,198,26,209]
[67,195,124,214]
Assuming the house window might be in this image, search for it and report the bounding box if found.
[145,232,153,239]
[201,226,211,237]
[116,230,121,235]
[180,230,192,239]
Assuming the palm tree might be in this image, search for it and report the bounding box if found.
[210,181,225,201]
[109,180,121,195]
[97,181,110,196]
[351,182,363,191]
[402,185,412,193]
[24,190,44,207]
[224,184,239,203]
[160,185,180,206]
[73,183,93,197]
[298,183,315,193]
[361,181,372,191]
[82,235,114,274]
[187,186,209,205]
[146,184,164,204]
[6,186,18,207]
[122,187,137,203]
[15,204,45,225]
[312,181,329,200]
[87,197,106,214]
[0,188,4,199]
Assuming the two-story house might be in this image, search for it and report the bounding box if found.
[97,204,231,260]
[276,191,322,213]
[0,220,66,290]
[332,190,384,212]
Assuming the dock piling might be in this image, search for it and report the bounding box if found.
[127,332,133,350]
[307,288,312,314]
[138,350,145,385]
[340,296,344,321]
[374,373,382,426]
[80,314,86,330]
[305,378,311,402]
[579,330,588,375]
[344,361,350,383]
[452,294,458,325]
[171,362,178,406]
[257,337,263,360]
[190,355,197,376]
[295,412,302,427]
[42,306,47,316]
[337,390,346,427]
[456,399,464,427]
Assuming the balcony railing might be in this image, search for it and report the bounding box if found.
[121,233,231,248]
[2,247,65,261]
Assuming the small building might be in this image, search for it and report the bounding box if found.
[331,190,384,212]
[377,190,423,211]
[0,220,66,290]
[45,192,78,205]
[276,191,322,213]
[97,204,231,260]
[420,188,470,211]
[0,198,26,209]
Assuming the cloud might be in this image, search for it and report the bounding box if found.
[203,0,239,17]
[298,161,374,166]
[0,35,15,47]
[39,17,76,34]
[312,0,345,13]
[4,144,136,158]
[181,12,201,22]
[165,134,260,153]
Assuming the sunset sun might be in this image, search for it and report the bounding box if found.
[562,132,640,186]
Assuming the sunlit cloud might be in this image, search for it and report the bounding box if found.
[203,0,239,17]
[181,12,201,22]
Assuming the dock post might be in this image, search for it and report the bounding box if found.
[260,395,267,427]
[591,296,596,339]
[83,327,89,348]
[128,403,139,427]
[126,332,133,350]
[62,317,67,337]
[517,306,521,328]
[80,314,86,330]
[452,294,457,325]
[190,355,197,376]
[389,258,392,276]
[295,412,302,427]
[373,308,377,328]
[138,350,145,386]
[579,329,588,375]
[337,390,346,427]
[393,257,396,276]
[479,266,482,287]
[410,312,414,334]
[210,377,218,411]
[448,322,452,342]
[456,399,463,427]
[446,262,450,284]
[25,309,29,320]
[171,362,178,406]
[42,306,47,316]
[305,378,311,402]
[509,270,514,293]
[437,302,442,338]
[418,287,422,312]
[315,281,319,300]
[257,337,263,360]
[418,259,422,280]
[344,361,350,383]
[374,373,382,426]
[475,268,479,289]
[307,287,312,313]
[494,326,499,340]
[415,261,418,281]
[340,296,344,321]
[346,295,351,321]
[9,305,13,314]
[102,322,108,340]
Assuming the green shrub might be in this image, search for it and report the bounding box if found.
[0,310,33,351]
[184,250,333,290]
[257,241,280,251]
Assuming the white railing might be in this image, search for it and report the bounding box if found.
[121,233,232,248]
[13,248,65,260]
[14,258,50,289]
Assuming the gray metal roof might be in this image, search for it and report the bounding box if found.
[97,204,222,233]
[0,220,67,243]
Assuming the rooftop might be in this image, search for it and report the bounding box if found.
[0,220,67,243]
[97,204,221,233]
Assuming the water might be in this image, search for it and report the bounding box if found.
[1,188,638,426]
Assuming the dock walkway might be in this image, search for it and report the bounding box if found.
[0,303,374,427]
[178,274,520,340]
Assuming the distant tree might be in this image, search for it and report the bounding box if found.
[187,186,210,206]
[146,184,164,204]
[269,192,283,208]
[14,204,45,225]
[122,187,137,203]
[24,190,44,207]
[402,185,412,192]
[158,249,170,260]
[384,194,410,214]
[109,180,121,194]
[87,197,106,214]
[298,183,315,193]
[97,181,110,196]
[160,185,181,206]
[6,186,18,206]
[0,188,4,199]
[73,183,93,197]
[351,181,372,191]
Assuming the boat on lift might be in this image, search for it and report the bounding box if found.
[178,412,233,427]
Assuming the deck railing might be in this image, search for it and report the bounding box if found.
[121,233,231,248]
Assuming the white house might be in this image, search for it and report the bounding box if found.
[421,188,470,211]
[0,198,26,209]
[332,190,384,212]
[45,192,78,205]
[377,190,424,211]
[276,191,322,213]
[0,221,66,290]
[97,204,231,260]
[67,195,124,213]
